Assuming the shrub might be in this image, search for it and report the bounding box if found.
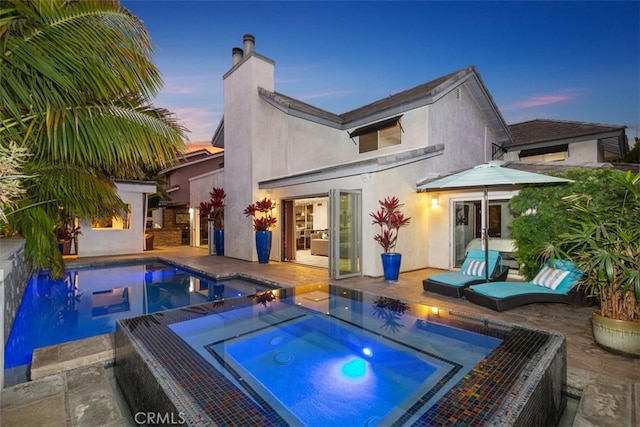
[510,168,628,279]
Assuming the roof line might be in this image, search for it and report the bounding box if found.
[259,145,444,189]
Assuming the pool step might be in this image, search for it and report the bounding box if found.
[570,366,639,427]
[31,333,114,380]
[1,363,126,426]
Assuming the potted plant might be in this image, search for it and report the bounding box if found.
[55,222,81,255]
[243,197,277,264]
[549,171,640,356]
[199,187,226,256]
[370,196,411,282]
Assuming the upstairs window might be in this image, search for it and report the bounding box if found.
[349,116,402,154]
[519,144,567,162]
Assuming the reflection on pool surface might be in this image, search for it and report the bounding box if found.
[4,260,277,373]
[116,284,567,425]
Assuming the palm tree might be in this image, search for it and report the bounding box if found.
[1,0,187,276]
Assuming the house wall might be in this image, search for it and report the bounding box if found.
[78,181,155,257]
[165,156,224,206]
[190,169,225,209]
[223,51,276,261]
[221,38,505,275]
[429,83,497,171]
[568,139,599,163]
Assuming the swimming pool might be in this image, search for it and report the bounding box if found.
[4,259,279,374]
[115,283,567,425]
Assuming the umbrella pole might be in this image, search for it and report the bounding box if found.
[484,186,489,282]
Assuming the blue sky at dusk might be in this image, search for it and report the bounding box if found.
[122,1,640,147]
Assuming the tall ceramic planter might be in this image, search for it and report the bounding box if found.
[592,312,640,357]
[213,229,224,256]
[255,230,272,264]
[208,221,215,255]
[381,253,402,283]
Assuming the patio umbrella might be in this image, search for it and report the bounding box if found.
[418,161,572,281]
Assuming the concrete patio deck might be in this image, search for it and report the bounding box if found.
[2,246,638,426]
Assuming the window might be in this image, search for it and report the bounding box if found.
[349,115,403,154]
[520,151,566,162]
[92,204,131,230]
[519,145,567,162]
[358,122,401,153]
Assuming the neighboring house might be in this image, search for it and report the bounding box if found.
[159,149,224,207]
[77,180,156,257]
[155,149,225,246]
[503,119,627,164]
[211,35,511,278]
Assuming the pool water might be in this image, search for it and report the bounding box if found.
[143,287,506,425]
[4,260,275,373]
[210,316,442,425]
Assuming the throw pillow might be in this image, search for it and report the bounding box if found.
[464,260,486,277]
[532,266,570,290]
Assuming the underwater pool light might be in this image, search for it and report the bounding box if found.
[362,347,373,357]
[341,358,367,378]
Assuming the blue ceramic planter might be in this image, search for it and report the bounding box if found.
[381,253,402,282]
[255,230,272,264]
[213,229,224,256]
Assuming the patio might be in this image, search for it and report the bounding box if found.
[2,246,638,426]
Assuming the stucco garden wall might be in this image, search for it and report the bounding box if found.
[78,181,156,257]
[0,237,31,389]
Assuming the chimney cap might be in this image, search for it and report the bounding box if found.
[243,34,255,42]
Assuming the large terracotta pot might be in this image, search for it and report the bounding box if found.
[592,312,640,357]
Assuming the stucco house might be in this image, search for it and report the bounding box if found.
[504,119,627,164]
[210,34,511,278]
[152,149,225,247]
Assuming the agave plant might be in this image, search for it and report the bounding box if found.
[370,196,411,253]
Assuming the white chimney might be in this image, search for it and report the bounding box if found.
[232,47,243,65]
[243,34,255,55]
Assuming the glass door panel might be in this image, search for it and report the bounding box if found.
[453,201,474,268]
[329,189,361,279]
[453,199,514,268]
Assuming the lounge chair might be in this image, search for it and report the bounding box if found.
[463,259,583,312]
[422,249,509,298]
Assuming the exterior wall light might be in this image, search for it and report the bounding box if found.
[431,196,439,207]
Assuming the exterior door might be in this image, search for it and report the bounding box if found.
[329,189,361,279]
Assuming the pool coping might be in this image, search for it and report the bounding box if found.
[114,284,566,425]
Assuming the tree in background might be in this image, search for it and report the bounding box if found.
[622,137,640,163]
[0,0,187,276]
[509,168,630,279]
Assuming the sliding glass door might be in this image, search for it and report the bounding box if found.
[329,189,361,279]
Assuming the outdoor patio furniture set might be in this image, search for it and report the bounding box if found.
[423,250,583,312]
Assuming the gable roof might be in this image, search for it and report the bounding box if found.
[158,151,224,175]
[214,66,511,149]
[506,119,627,156]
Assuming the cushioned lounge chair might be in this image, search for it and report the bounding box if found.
[464,259,583,312]
[422,249,509,298]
